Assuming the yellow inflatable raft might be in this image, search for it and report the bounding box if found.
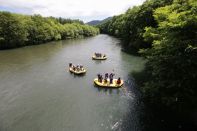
[92,55,107,60]
[69,67,86,75]
[94,78,123,88]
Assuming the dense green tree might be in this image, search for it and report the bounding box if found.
[98,0,173,50]
[0,11,99,49]
[56,17,84,25]
[140,0,197,112]
[0,12,28,49]
[99,0,197,127]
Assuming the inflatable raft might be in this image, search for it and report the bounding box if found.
[69,67,86,75]
[92,55,107,60]
[94,78,123,88]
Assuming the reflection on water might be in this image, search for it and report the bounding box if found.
[0,34,146,131]
[95,87,121,95]
[93,60,103,64]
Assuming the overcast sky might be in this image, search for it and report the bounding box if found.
[0,0,145,22]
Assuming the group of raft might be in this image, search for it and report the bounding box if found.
[69,63,86,74]
[68,53,124,88]
[92,53,107,60]
[94,73,123,88]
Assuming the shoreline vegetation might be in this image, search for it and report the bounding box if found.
[0,0,196,130]
[0,11,99,49]
[98,0,197,130]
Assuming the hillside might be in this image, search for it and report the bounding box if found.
[86,17,112,26]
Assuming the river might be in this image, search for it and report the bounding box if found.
[0,34,146,131]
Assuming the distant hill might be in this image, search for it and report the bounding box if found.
[86,20,101,26]
[86,17,112,26]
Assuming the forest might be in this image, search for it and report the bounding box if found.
[0,12,99,49]
[98,0,197,128]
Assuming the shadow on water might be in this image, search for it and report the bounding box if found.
[69,72,86,78]
[126,67,197,131]
[93,60,103,64]
[94,85,121,95]
[118,41,140,56]
[126,68,168,131]
[120,75,140,130]
[118,72,167,131]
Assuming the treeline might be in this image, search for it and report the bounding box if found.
[98,0,173,50]
[56,17,84,25]
[98,0,197,126]
[0,12,99,49]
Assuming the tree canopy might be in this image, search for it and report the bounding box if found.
[141,0,197,111]
[0,12,99,49]
[98,0,173,50]
[98,0,197,125]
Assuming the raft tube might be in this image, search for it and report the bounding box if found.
[69,67,86,75]
[92,55,107,60]
[94,78,123,88]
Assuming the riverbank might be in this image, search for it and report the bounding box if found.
[0,11,99,49]
[130,65,197,131]
[98,0,197,130]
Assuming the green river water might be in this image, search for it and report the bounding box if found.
[0,34,147,131]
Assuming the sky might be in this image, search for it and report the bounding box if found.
[0,0,145,22]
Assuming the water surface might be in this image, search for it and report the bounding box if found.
[0,35,146,131]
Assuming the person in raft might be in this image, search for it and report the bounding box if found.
[104,77,108,83]
[95,53,102,57]
[100,75,103,83]
[80,65,83,70]
[69,63,76,71]
[97,74,99,82]
[97,74,103,83]
[105,73,108,79]
[73,66,76,71]
[109,73,114,84]
[95,53,99,57]
[69,63,72,67]
[116,77,121,84]
[76,65,79,71]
